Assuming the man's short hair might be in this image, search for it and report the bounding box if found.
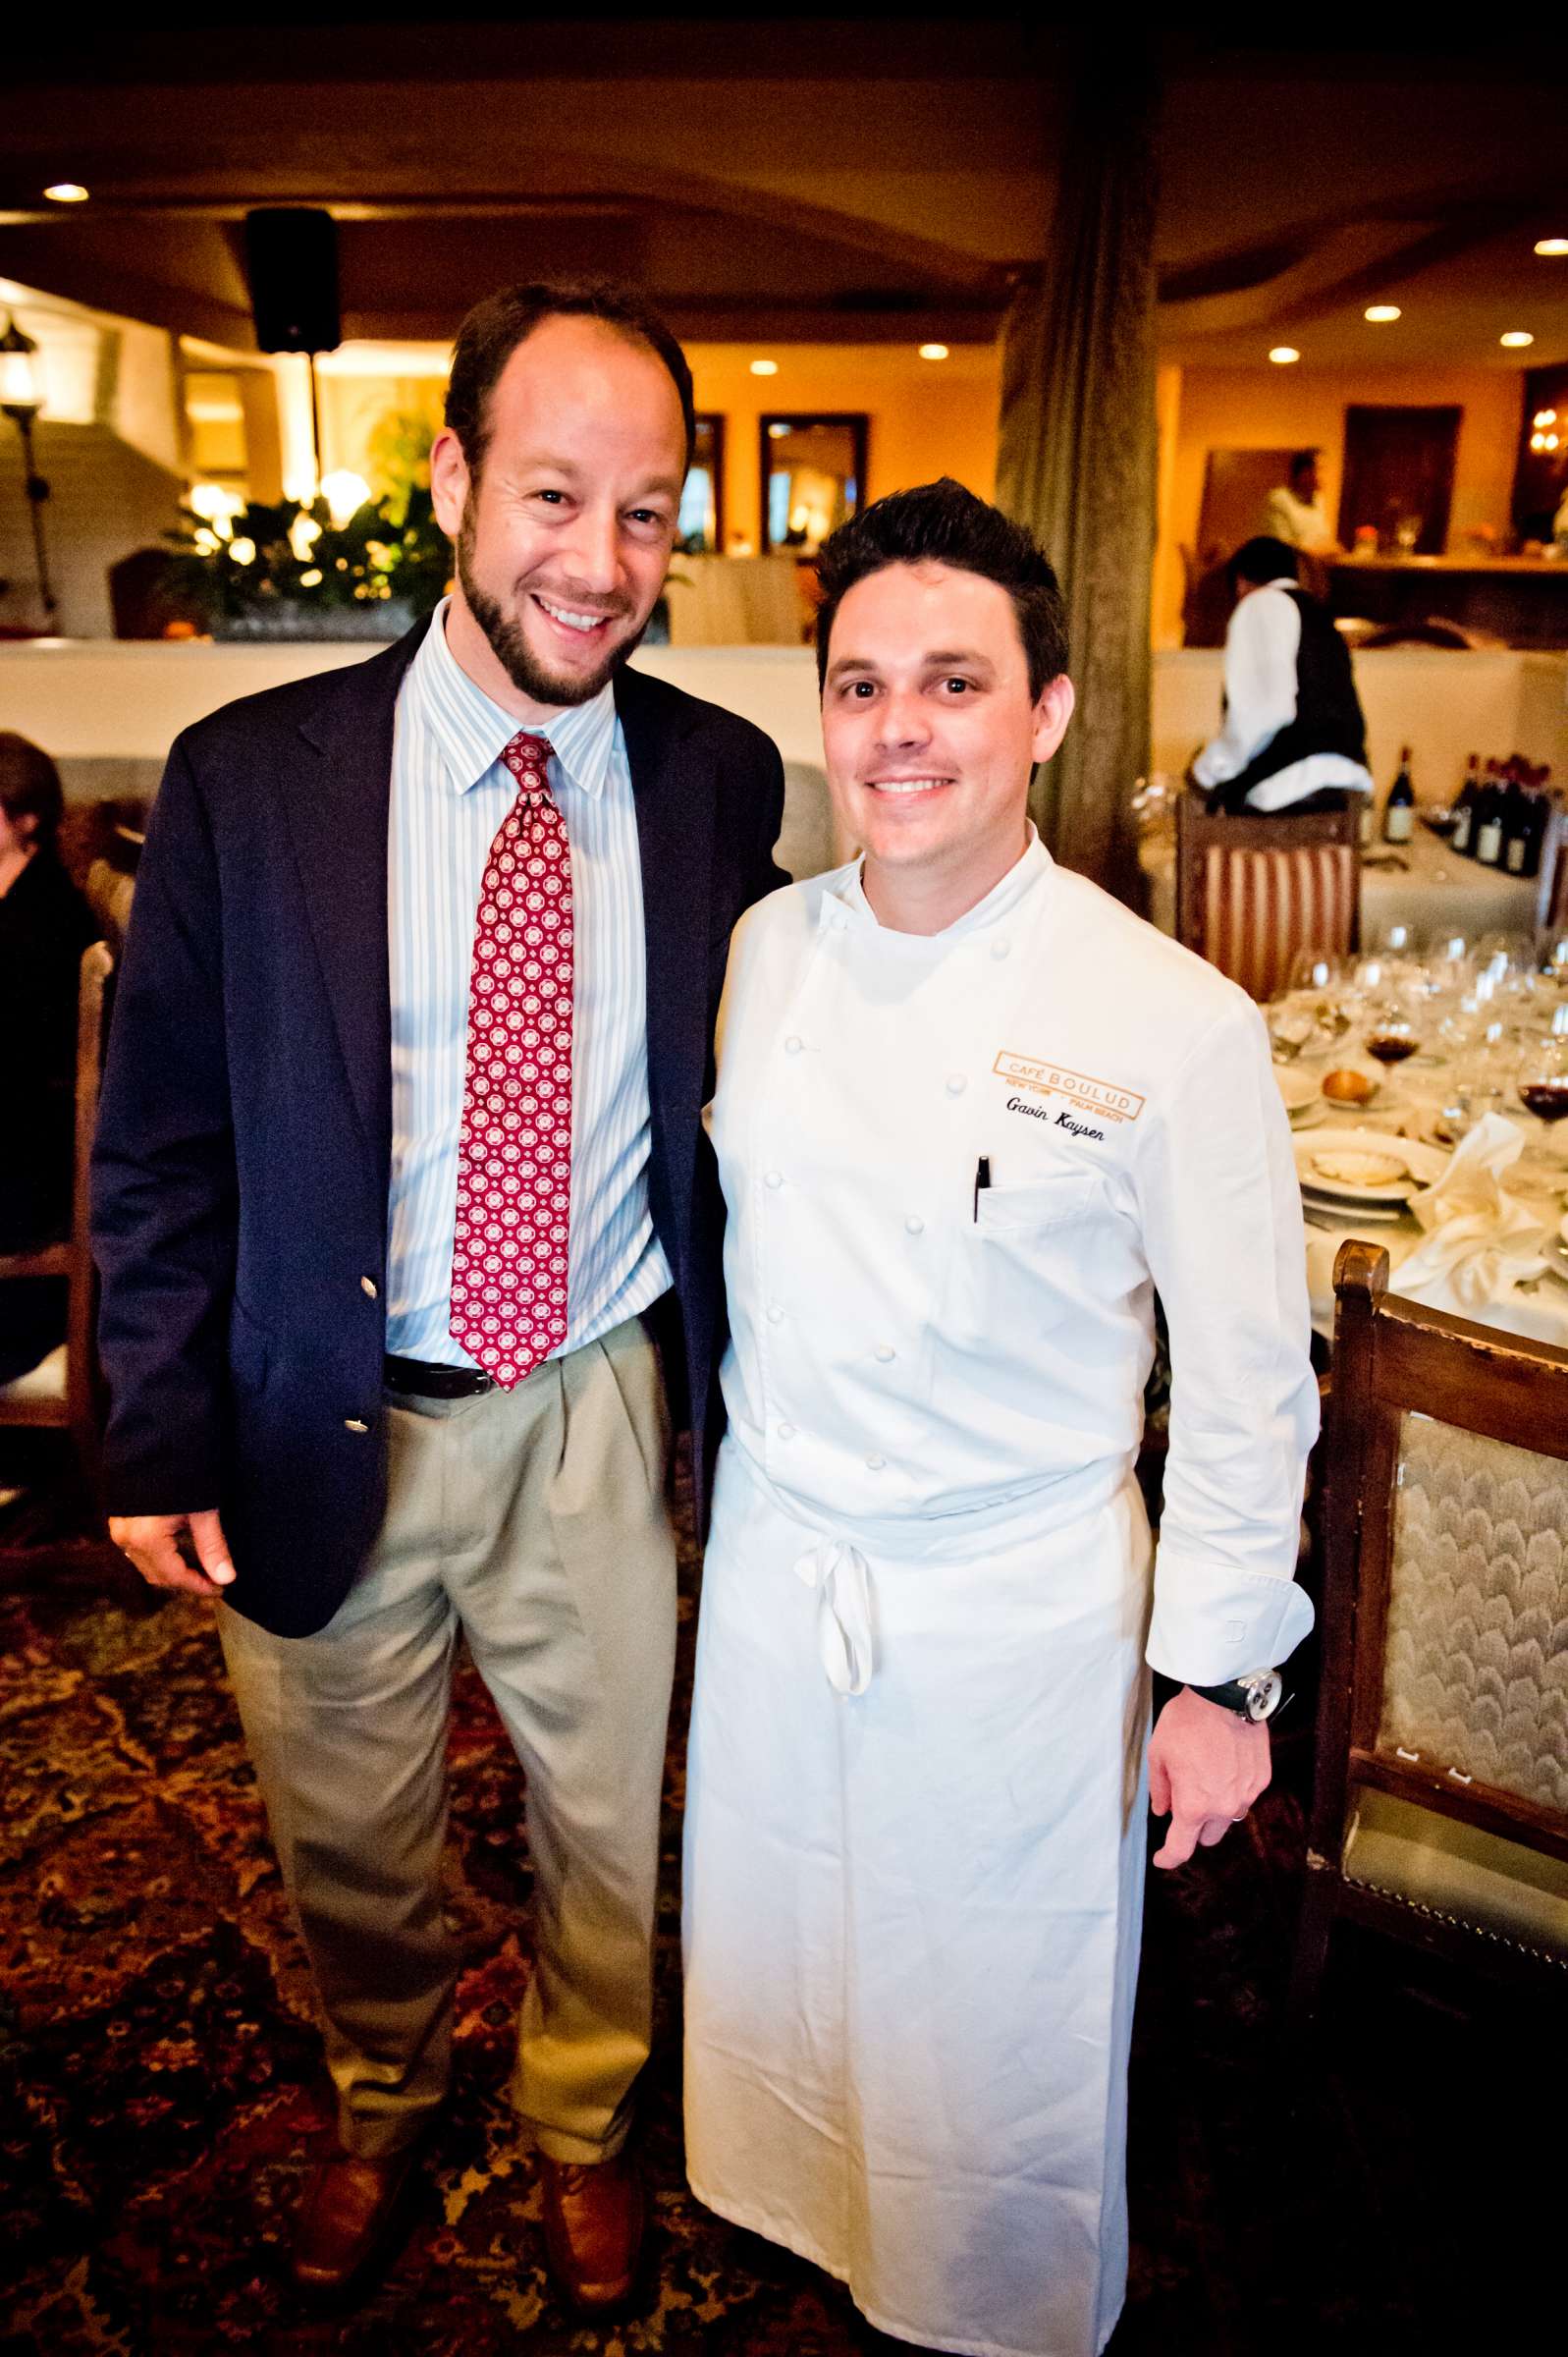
[1287,448,1320,483]
[1229,536,1300,592]
[814,478,1068,699]
[0,731,65,853]
[444,277,696,477]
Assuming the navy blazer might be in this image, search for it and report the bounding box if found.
[91,621,787,1636]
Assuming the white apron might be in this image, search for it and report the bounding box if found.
[684,1444,1152,2357]
[684,847,1176,2357]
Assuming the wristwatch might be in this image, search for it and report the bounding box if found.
[1187,1669,1285,1724]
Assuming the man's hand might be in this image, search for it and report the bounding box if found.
[108,1509,236,1600]
[1148,1685,1271,1869]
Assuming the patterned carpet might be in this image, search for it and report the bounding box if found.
[0,1447,1552,2357]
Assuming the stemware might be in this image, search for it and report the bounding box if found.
[1514,1017,1568,1178]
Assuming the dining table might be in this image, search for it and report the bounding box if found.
[1274,1012,1568,1351]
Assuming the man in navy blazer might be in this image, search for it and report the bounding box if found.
[92,280,784,2307]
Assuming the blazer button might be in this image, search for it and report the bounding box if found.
[344,1417,369,1434]
[360,1277,378,1299]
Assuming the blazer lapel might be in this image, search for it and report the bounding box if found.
[284,626,427,1174]
[616,667,714,1180]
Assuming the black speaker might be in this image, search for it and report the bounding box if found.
[243,208,341,354]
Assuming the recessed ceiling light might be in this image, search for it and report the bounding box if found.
[1500,331,1536,348]
[1364,305,1401,323]
[1269,347,1300,364]
[749,358,779,377]
[918,343,949,360]
[1535,239,1568,257]
[42,182,88,203]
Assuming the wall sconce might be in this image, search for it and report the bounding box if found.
[0,314,59,630]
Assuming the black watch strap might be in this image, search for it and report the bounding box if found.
[1187,1669,1285,1723]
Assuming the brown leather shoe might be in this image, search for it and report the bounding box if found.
[537,2152,646,2314]
[291,2147,420,2298]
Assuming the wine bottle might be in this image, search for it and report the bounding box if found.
[1476,765,1504,866]
[1450,753,1481,853]
[1503,780,1534,875]
[1383,745,1415,844]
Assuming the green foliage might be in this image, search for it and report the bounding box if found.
[166,487,451,623]
[364,405,440,524]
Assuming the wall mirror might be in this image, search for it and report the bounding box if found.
[760,413,867,555]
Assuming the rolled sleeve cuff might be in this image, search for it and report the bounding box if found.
[1146,1549,1316,1685]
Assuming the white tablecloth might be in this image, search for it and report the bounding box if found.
[1142,825,1541,947]
[1284,1054,1568,1348]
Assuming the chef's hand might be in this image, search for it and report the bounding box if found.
[108,1508,236,1600]
[1148,1686,1270,1869]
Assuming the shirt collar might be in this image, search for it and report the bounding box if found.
[834,824,1051,939]
[406,595,620,800]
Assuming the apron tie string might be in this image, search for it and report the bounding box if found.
[793,1535,874,1696]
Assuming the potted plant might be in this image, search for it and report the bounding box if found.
[165,483,450,640]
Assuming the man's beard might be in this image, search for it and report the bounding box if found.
[457,502,646,708]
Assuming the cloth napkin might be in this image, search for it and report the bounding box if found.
[1393,1113,1548,1316]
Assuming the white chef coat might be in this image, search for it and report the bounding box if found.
[712,831,1318,1685]
[1260,483,1335,552]
[682,834,1318,2357]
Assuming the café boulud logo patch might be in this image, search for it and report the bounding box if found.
[993,1052,1145,1129]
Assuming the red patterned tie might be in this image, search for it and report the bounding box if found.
[449,730,573,1387]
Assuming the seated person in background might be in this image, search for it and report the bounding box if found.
[0,733,98,1385]
[1260,447,1338,554]
[1191,537,1373,815]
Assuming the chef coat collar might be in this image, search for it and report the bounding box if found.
[830,822,1051,939]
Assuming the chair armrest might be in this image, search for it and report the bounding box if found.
[0,1244,71,1283]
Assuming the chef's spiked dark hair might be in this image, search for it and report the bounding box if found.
[814,478,1068,699]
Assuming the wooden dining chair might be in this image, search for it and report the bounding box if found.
[0,939,116,1481]
[1290,1240,1568,2022]
[1175,791,1361,1001]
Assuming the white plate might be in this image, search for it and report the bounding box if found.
[1273,1067,1321,1116]
[1292,1126,1450,1206]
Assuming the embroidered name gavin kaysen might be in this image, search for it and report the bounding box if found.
[1006,1095,1106,1143]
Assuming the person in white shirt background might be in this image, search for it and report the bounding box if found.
[1191,535,1375,814]
[1260,447,1338,554]
[681,479,1320,2357]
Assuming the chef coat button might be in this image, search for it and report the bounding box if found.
[865,1453,887,1471]
[784,1034,803,1054]
[777,1421,796,1441]
[765,1170,783,1188]
[767,1304,784,1324]
[344,1417,368,1434]
[946,1072,966,1095]
[875,1343,895,1362]
[905,1214,924,1234]
[992,938,1010,960]
[359,1276,378,1299]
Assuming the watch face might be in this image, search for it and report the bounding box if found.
[1244,1670,1284,1722]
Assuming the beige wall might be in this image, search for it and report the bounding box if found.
[684,341,1000,555]
[1154,364,1526,646]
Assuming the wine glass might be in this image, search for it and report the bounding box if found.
[1363,990,1423,1068]
[1515,1023,1568,1178]
[1281,950,1351,1051]
[1437,1059,1506,1145]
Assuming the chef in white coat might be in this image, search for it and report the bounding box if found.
[681,480,1318,2357]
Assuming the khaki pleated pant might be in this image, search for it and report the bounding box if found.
[218,1312,676,2163]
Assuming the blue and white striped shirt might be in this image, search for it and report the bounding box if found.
[385,600,672,1366]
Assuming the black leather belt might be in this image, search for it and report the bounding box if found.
[383,1354,494,1399]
